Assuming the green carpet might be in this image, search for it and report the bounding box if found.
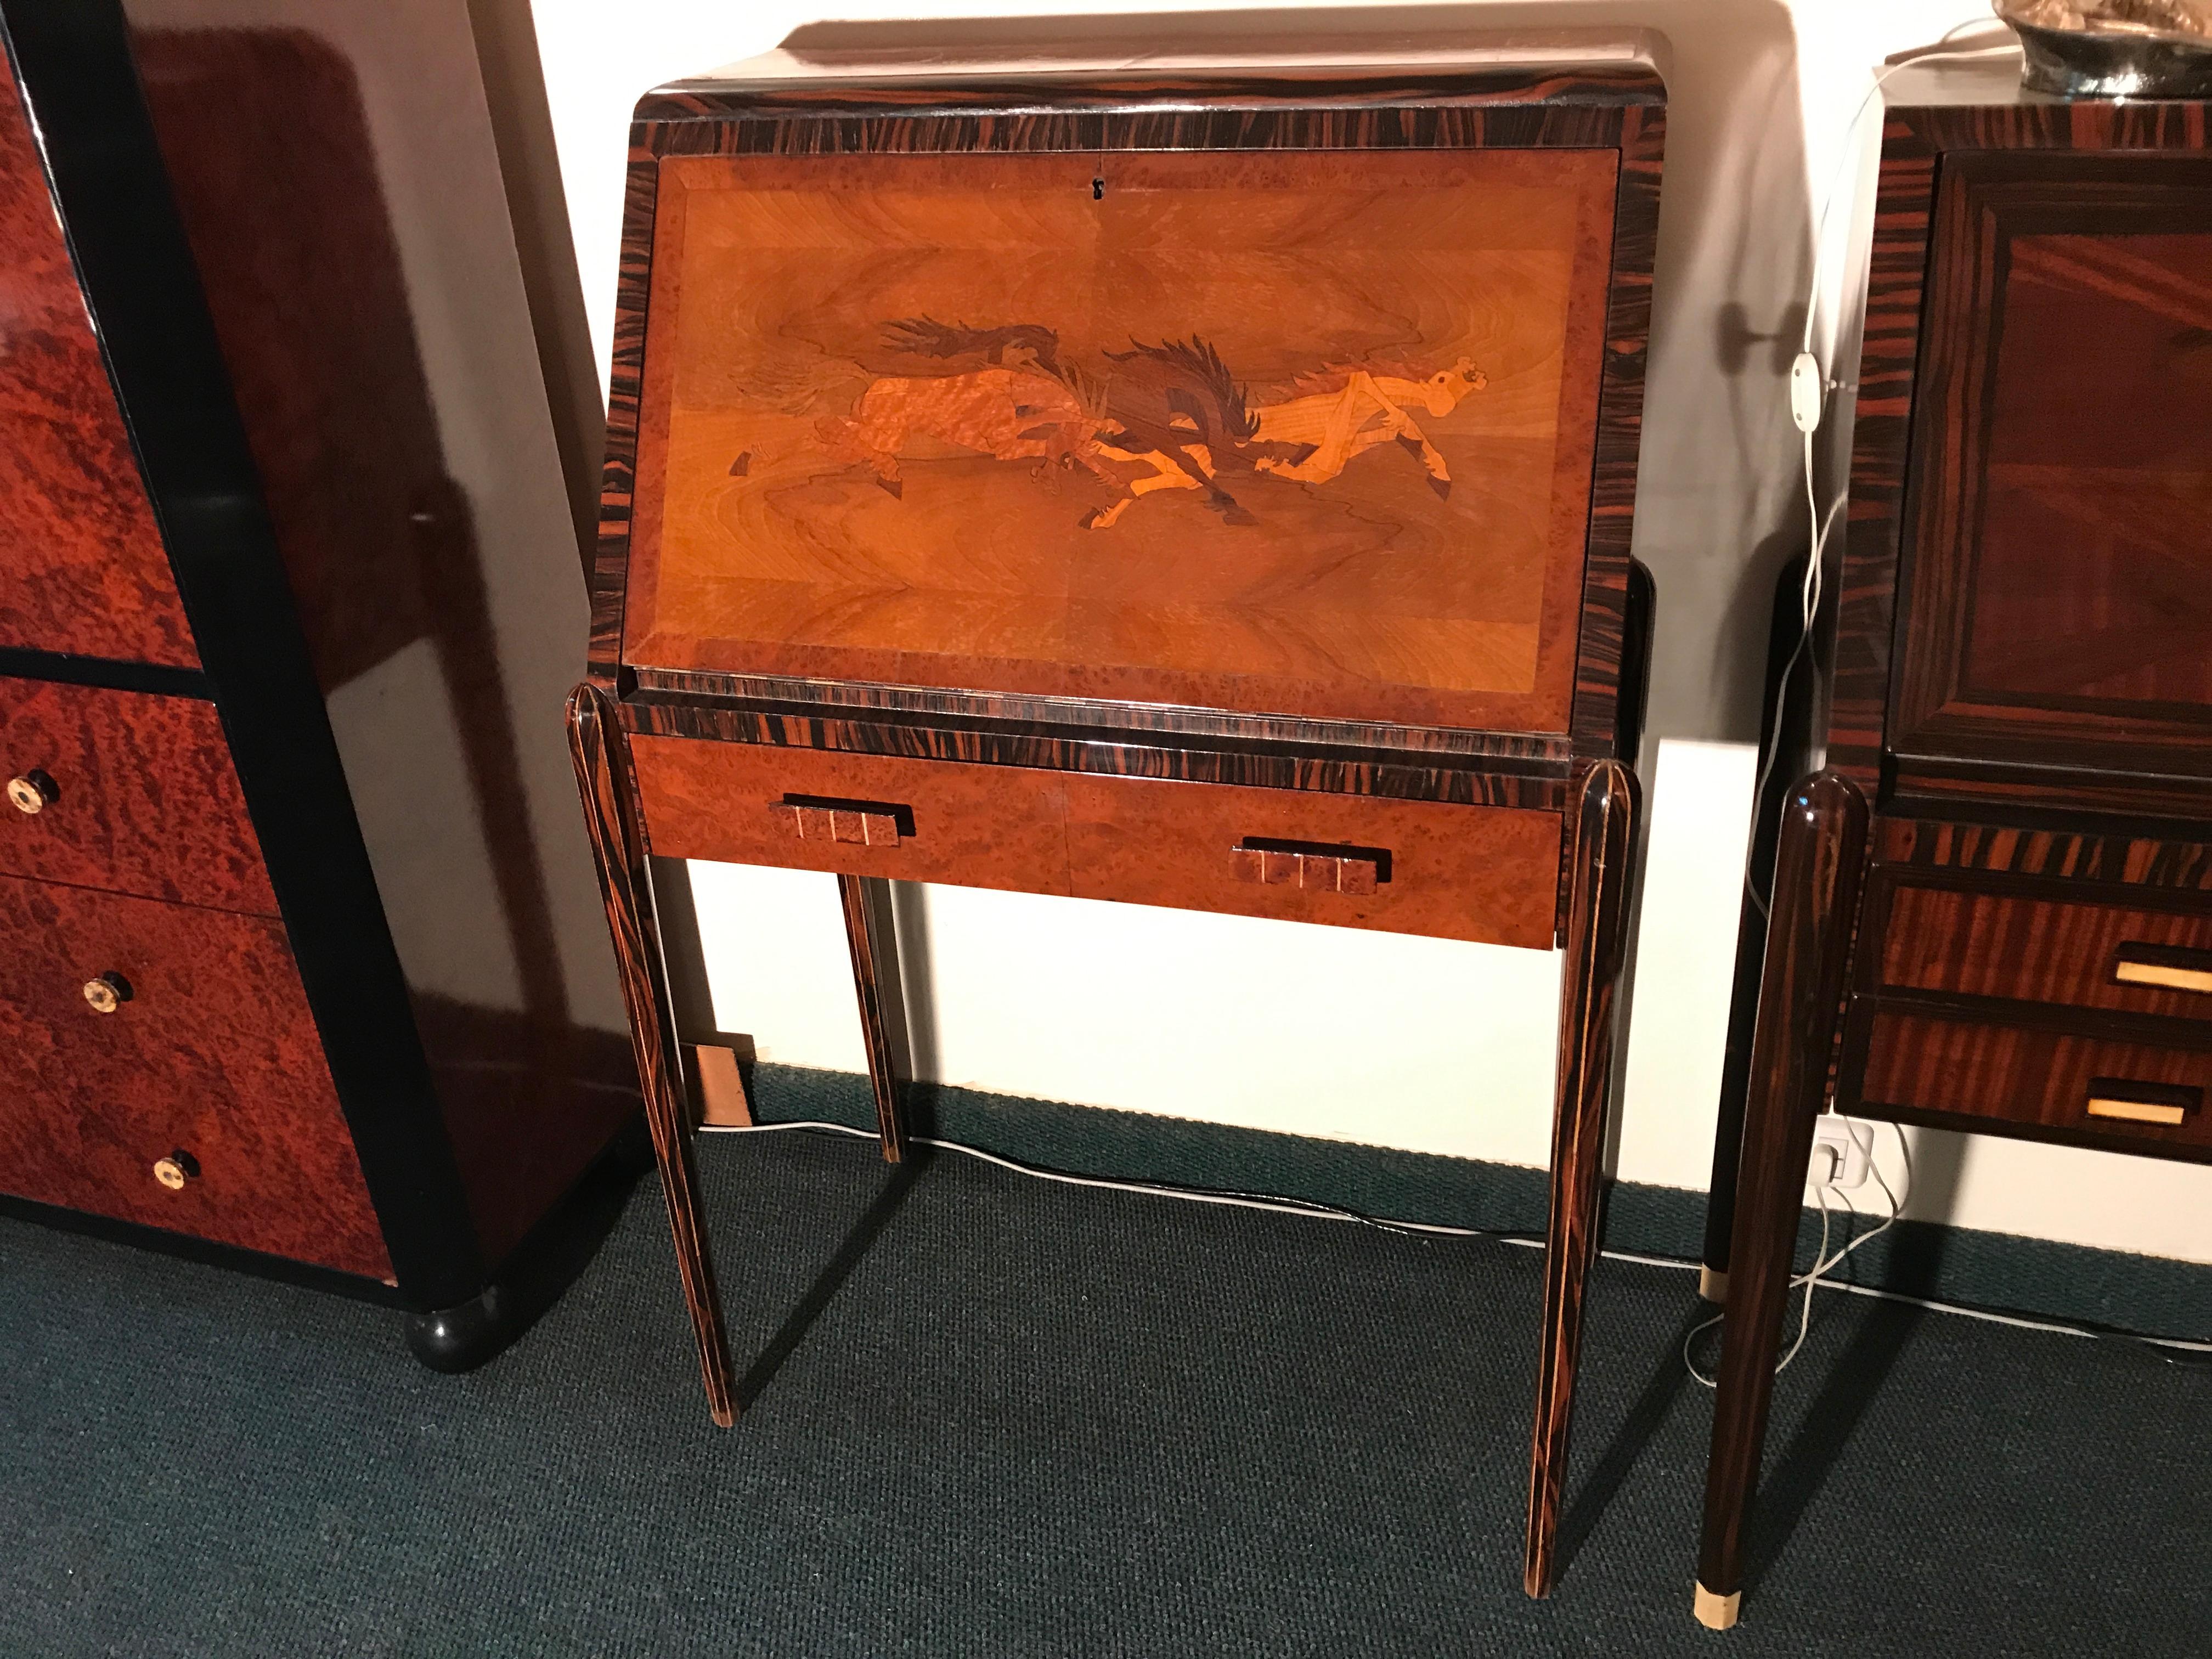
[2,1127,2205,1656]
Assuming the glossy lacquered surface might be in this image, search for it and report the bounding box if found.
[624,146,1616,735]
[1872,879,2212,1021]
[1891,151,2212,795]
[1855,1008,2212,1159]
[0,674,275,912]
[0,59,196,668]
[0,872,390,1276]
[632,732,1563,948]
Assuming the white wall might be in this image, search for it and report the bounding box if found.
[526,0,2212,1265]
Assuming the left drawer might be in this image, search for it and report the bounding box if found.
[0,676,276,914]
[0,874,388,1278]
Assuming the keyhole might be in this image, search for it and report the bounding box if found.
[1092,175,1104,200]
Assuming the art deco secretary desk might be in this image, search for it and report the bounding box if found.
[1696,61,2212,1629]
[569,25,1665,1595]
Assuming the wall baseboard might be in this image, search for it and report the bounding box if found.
[741,1063,2209,1342]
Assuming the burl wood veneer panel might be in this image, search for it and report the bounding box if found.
[1858,1009,2212,1158]
[630,733,1075,895]
[0,64,197,668]
[1876,882,2212,1022]
[1063,770,1561,947]
[0,876,388,1276]
[0,675,276,914]
[1893,154,2212,778]
[623,148,1617,731]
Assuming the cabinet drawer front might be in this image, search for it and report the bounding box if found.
[630,736,1074,896]
[1858,1009,2212,1156]
[1877,883,2212,1021]
[631,734,1561,947]
[0,876,387,1277]
[1063,772,1560,948]
[0,677,275,913]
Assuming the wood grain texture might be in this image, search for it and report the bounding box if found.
[1523,758,1639,1599]
[1831,98,2212,797]
[1870,879,2212,1022]
[1061,769,1560,948]
[0,56,196,667]
[569,682,737,1426]
[0,873,388,1276]
[589,60,1663,765]
[0,674,275,913]
[838,872,909,1161]
[632,734,1074,895]
[621,696,1569,813]
[1888,153,2212,797]
[1876,815,2212,890]
[1697,772,1868,1607]
[628,665,1572,763]
[622,147,1616,736]
[1853,1008,2212,1160]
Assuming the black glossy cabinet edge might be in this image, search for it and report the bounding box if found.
[0,0,492,1315]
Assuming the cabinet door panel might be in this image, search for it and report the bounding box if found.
[1892,152,2212,786]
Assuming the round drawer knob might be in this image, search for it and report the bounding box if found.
[7,770,57,815]
[82,971,132,1014]
[153,1150,199,1191]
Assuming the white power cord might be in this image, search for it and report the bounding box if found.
[1684,1118,1908,1387]
[702,1118,2211,1361]
[1743,21,2022,924]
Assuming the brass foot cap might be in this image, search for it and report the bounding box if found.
[1694,1583,1741,1630]
[1699,1265,1728,1303]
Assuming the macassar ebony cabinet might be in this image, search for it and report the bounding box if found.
[572,24,1665,1596]
[1695,61,2212,1629]
[0,0,636,1362]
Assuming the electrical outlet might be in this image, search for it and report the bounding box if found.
[1809,1115,1874,1190]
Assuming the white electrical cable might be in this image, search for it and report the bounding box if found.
[1743,23,2022,923]
[704,1118,2211,1359]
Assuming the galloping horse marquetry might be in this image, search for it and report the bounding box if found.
[808,320,1486,526]
[815,318,1114,498]
[1251,358,1489,496]
[1079,337,1313,530]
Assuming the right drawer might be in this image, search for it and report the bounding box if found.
[0,676,276,915]
[1875,882,2212,1023]
[0,874,388,1277]
[1859,1009,2212,1156]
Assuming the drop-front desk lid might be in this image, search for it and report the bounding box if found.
[605,26,1664,748]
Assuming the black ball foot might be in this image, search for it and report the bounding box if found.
[399,1118,650,1374]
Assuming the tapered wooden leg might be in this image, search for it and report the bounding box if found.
[838,873,909,1163]
[1693,770,1867,1627]
[1523,758,1640,1599]
[567,683,738,1427]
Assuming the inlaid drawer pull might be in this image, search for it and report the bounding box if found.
[6,769,58,815]
[2112,944,2212,996]
[1229,838,1388,896]
[2083,1079,2200,1128]
[81,970,133,1014]
[775,794,909,848]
